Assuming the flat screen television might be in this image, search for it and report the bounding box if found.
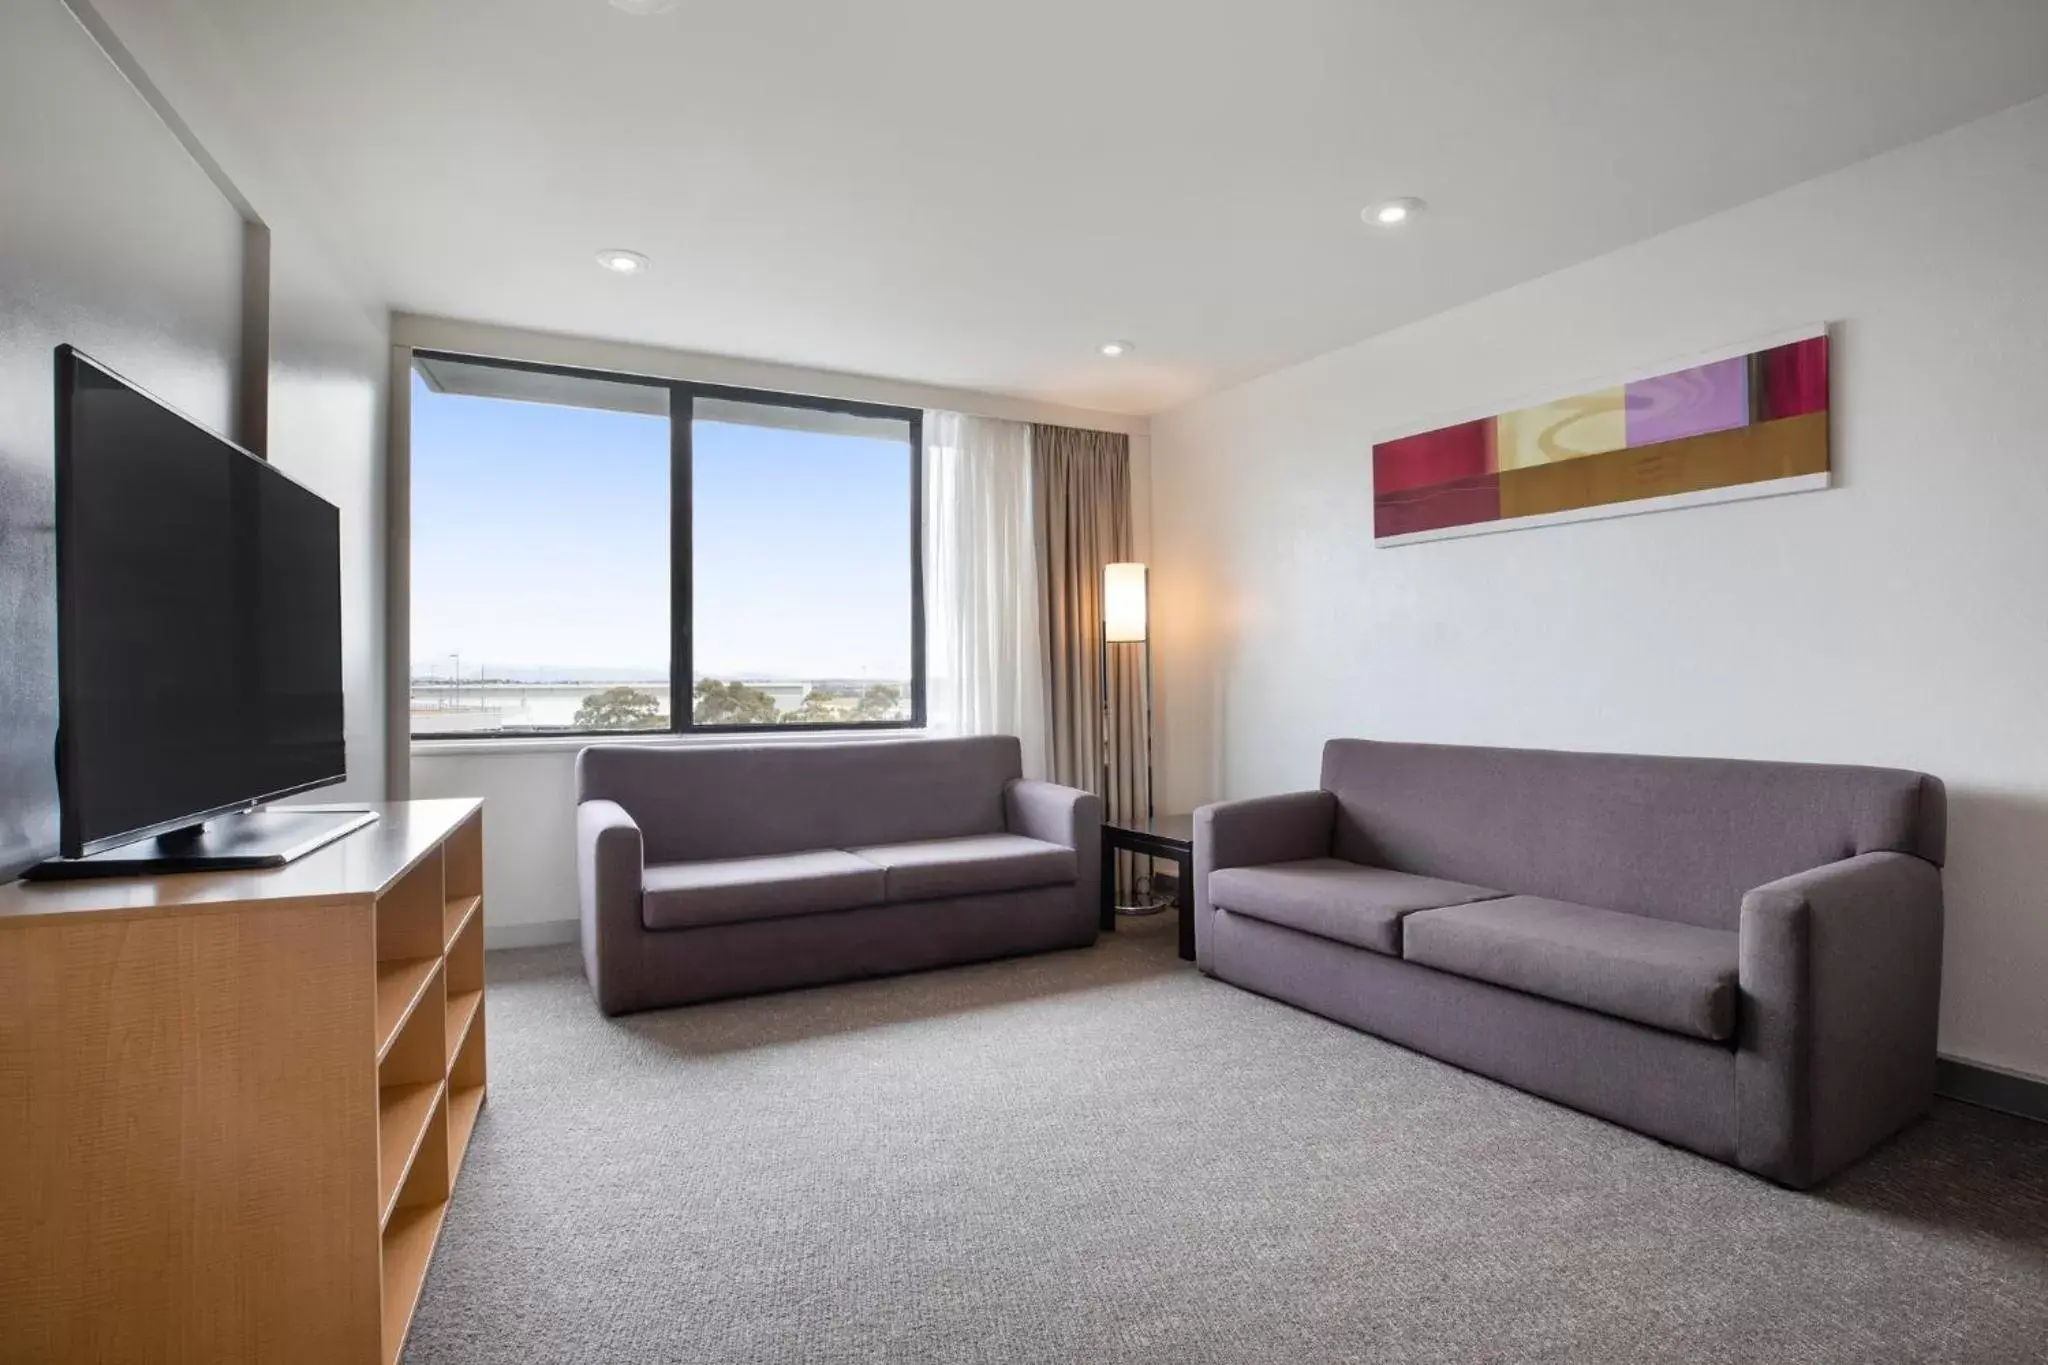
[39,346,369,877]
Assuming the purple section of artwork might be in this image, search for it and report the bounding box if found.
[1625,357,1751,447]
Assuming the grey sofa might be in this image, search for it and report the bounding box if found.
[577,735,1101,1015]
[1195,739,1947,1188]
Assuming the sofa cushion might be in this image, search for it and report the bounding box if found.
[1402,896,1739,1041]
[1207,858,1506,956]
[849,834,1076,903]
[642,850,887,931]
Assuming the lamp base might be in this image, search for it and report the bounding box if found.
[1112,868,1173,916]
[1113,897,1173,917]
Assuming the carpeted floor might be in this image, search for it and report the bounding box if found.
[404,913,2048,1364]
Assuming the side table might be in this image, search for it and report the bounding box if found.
[1100,813,1196,961]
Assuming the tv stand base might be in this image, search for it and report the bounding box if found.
[25,807,379,880]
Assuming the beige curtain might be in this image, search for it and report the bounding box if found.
[1031,425,1144,838]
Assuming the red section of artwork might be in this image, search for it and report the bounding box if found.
[1373,420,1496,495]
[1758,336,1829,420]
[1374,472,1502,538]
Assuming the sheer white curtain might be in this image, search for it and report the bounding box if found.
[923,411,1050,778]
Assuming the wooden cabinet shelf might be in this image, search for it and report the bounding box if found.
[0,800,489,1365]
[376,957,442,1059]
[442,894,481,951]
[380,1200,451,1365]
[447,1082,485,1183]
[446,989,483,1070]
[377,1080,446,1227]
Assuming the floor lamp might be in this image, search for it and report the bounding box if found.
[1101,562,1165,914]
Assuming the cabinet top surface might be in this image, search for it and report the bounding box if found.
[0,799,482,924]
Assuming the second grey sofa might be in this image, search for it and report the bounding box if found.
[1195,739,1947,1188]
[577,735,1100,1015]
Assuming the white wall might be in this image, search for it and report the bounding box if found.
[1151,95,2048,1084]
[411,748,582,946]
[399,315,1150,943]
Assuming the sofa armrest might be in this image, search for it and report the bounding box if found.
[1736,851,1944,1187]
[1004,779,1103,939]
[1192,790,1335,972]
[577,799,646,1015]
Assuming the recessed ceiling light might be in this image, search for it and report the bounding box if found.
[609,0,679,14]
[1098,340,1134,358]
[596,249,650,275]
[1364,196,1427,227]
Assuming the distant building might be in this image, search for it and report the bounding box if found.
[409,680,672,733]
[408,677,908,733]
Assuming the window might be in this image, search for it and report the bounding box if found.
[409,352,923,738]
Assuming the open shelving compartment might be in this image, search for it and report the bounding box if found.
[373,808,488,1365]
[444,815,487,1181]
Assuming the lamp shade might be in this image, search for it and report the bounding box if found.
[1103,562,1148,643]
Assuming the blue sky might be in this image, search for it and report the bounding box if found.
[410,373,913,681]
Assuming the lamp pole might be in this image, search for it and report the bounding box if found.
[1101,562,1161,913]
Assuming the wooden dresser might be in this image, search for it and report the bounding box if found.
[0,799,488,1365]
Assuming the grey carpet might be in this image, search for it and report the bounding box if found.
[405,913,2048,1364]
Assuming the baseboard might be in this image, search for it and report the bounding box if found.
[484,918,579,951]
[1935,1056,2048,1124]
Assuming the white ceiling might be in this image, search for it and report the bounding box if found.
[166,0,2048,415]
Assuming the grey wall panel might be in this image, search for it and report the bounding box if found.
[265,229,388,804]
[0,0,243,877]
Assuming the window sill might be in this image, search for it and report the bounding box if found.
[410,727,931,759]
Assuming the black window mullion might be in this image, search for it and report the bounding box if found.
[671,384,694,733]
[908,409,927,728]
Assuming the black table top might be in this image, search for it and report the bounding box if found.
[1102,812,1196,847]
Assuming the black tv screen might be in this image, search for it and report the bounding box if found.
[56,346,345,858]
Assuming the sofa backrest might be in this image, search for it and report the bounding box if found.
[577,735,1023,864]
[1321,740,1946,931]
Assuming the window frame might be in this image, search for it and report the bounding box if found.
[408,348,927,740]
